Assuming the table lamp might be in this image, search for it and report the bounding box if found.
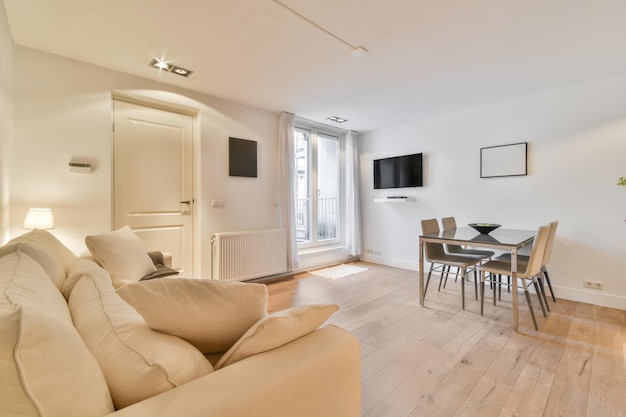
[23,208,55,230]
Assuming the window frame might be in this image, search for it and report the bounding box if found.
[294,118,346,251]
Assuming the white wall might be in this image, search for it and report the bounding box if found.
[359,73,626,309]
[8,46,281,276]
[0,1,14,243]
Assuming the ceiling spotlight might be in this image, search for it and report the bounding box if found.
[149,59,193,77]
[327,116,348,123]
[171,66,193,77]
[149,59,173,71]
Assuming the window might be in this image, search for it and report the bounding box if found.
[294,123,342,249]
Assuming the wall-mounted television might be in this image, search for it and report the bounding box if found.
[373,153,423,189]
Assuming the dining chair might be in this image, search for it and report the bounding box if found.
[478,224,551,331]
[421,218,481,310]
[495,221,558,303]
[441,217,495,259]
[440,217,495,289]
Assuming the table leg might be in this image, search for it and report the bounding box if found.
[419,238,424,305]
[511,247,518,332]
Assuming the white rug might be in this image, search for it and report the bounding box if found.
[309,264,368,280]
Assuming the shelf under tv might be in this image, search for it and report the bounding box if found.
[374,196,414,203]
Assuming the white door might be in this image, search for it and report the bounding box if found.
[113,100,194,274]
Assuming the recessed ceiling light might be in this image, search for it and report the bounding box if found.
[149,59,193,77]
[149,58,173,71]
[327,116,348,123]
[171,66,193,77]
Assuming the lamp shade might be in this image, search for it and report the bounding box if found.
[23,208,55,230]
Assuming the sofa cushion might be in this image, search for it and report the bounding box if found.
[215,304,339,369]
[0,251,114,417]
[117,278,268,353]
[61,255,109,300]
[69,270,214,409]
[5,229,78,289]
[85,225,156,288]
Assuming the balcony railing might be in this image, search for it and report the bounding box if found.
[296,197,338,243]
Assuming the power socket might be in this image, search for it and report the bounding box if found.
[583,280,604,290]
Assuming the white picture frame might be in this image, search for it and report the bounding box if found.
[480,142,527,178]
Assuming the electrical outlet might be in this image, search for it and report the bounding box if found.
[584,280,604,290]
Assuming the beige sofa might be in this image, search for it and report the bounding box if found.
[0,229,361,417]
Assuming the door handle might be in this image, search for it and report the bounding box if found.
[180,200,191,205]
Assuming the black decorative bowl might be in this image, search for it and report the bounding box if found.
[469,223,501,234]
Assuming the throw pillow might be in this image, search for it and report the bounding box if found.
[215,304,339,369]
[69,271,214,409]
[61,256,111,301]
[117,278,268,353]
[85,225,156,288]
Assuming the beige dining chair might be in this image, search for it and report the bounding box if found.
[478,224,551,331]
[421,218,481,310]
[441,217,495,260]
[440,217,495,290]
[495,221,558,303]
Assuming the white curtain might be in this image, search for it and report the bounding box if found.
[278,112,298,270]
[344,130,363,256]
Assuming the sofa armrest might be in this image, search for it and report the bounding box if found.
[146,251,172,268]
[161,252,172,268]
[105,325,361,417]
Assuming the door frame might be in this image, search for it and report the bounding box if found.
[111,90,202,275]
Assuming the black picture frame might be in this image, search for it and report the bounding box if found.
[480,142,527,178]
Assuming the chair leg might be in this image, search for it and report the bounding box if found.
[537,275,550,313]
[533,279,548,317]
[424,264,434,297]
[524,289,539,331]
[439,265,450,291]
[543,267,556,302]
[480,270,485,316]
[474,269,478,301]
[492,274,497,305]
[460,267,466,310]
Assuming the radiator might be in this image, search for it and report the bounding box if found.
[211,228,288,281]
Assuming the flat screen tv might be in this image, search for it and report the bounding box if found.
[373,153,423,189]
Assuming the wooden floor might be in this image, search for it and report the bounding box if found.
[265,261,626,417]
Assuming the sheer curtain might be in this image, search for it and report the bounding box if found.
[278,112,298,270]
[344,130,363,256]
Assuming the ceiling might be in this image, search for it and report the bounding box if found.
[5,0,626,132]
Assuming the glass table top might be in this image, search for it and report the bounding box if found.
[420,227,536,248]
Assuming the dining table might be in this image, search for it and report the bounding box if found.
[419,226,536,332]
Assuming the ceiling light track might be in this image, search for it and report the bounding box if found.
[272,0,367,58]
[149,59,193,77]
[327,116,348,123]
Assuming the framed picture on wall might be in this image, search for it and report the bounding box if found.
[229,137,257,178]
[480,142,527,178]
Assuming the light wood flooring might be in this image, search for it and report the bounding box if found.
[265,261,626,417]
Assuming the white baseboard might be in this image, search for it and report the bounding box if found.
[360,255,626,310]
[360,254,418,271]
[552,286,626,310]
